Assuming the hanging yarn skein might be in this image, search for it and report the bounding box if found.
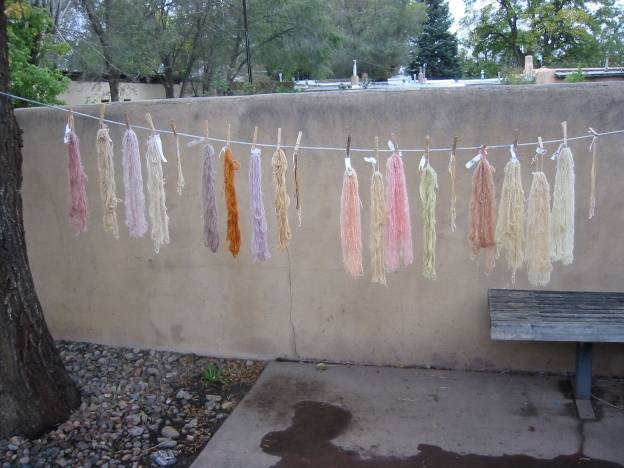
[495,146,525,283]
[171,120,185,196]
[272,129,291,251]
[121,116,148,238]
[201,142,219,252]
[385,141,413,272]
[249,147,271,262]
[144,116,170,254]
[369,139,386,285]
[468,147,497,274]
[448,135,458,232]
[588,128,598,220]
[550,127,575,265]
[527,170,553,287]
[340,139,363,278]
[96,124,119,239]
[292,131,303,227]
[65,115,89,235]
[420,156,438,280]
[223,145,242,257]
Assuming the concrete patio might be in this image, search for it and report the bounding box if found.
[192,361,624,467]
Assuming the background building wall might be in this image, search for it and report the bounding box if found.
[16,82,624,374]
[60,81,182,105]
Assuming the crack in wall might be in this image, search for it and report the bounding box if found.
[286,248,299,359]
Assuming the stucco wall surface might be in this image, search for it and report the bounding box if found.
[16,83,624,374]
[60,81,182,106]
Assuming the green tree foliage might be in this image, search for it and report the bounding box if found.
[251,0,338,80]
[6,0,69,106]
[463,0,624,70]
[329,0,426,80]
[409,0,460,79]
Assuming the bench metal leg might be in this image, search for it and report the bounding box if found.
[574,342,595,420]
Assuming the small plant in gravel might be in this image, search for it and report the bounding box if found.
[201,363,227,385]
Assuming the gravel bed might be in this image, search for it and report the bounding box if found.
[0,341,265,467]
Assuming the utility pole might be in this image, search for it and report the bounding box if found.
[242,0,252,84]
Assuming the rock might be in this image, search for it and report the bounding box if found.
[185,418,198,429]
[128,427,144,437]
[7,444,19,451]
[125,414,141,426]
[205,394,222,402]
[176,389,192,400]
[160,426,179,439]
[221,401,234,411]
[156,438,177,449]
[147,368,159,376]
[19,457,30,465]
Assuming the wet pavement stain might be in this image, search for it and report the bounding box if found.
[260,401,623,468]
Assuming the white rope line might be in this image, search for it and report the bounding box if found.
[3,91,624,154]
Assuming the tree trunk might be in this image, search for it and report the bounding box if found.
[162,59,175,99]
[163,79,175,99]
[108,73,120,102]
[0,0,81,439]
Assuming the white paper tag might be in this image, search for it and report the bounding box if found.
[364,156,377,167]
[465,153,482,169]
[551,142,564,160]
[419,155,427,170]
[151,134,167,163]
[510,145,518,163]
[63,124,71,144]
[387,140,395,152]
[345,157,353,174]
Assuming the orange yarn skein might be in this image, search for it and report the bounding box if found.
[224,146,242,257]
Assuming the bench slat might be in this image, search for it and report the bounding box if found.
[488,289,624,342]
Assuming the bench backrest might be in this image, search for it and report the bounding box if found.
[489,289,624,342]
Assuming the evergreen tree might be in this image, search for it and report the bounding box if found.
[410,0,460,79]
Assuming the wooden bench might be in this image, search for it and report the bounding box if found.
[488,289,624,420]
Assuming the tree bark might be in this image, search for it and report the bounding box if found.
[0,0,81,439]
[108,72,120,102]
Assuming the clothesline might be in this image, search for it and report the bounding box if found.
[3,90,624,154]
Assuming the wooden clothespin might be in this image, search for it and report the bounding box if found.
[169,119,178,137]
[513,129,519,152]
[420,135,430,170]
[204,120,209,141]
[276,127,281,150]
[68,108,74,130]
[124,111,131,129]
[588,127,598,137]
[375,135,379,157]
[98,103,106,129]
[294,131,302,151]
[292,130,303,165]
[226,122,231,147]
[345,134,353,174]
[562,121,568,146]
[537,136,545,170]
[451,135,458,156]
[145,113,156,133]
[252,126,258,151]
